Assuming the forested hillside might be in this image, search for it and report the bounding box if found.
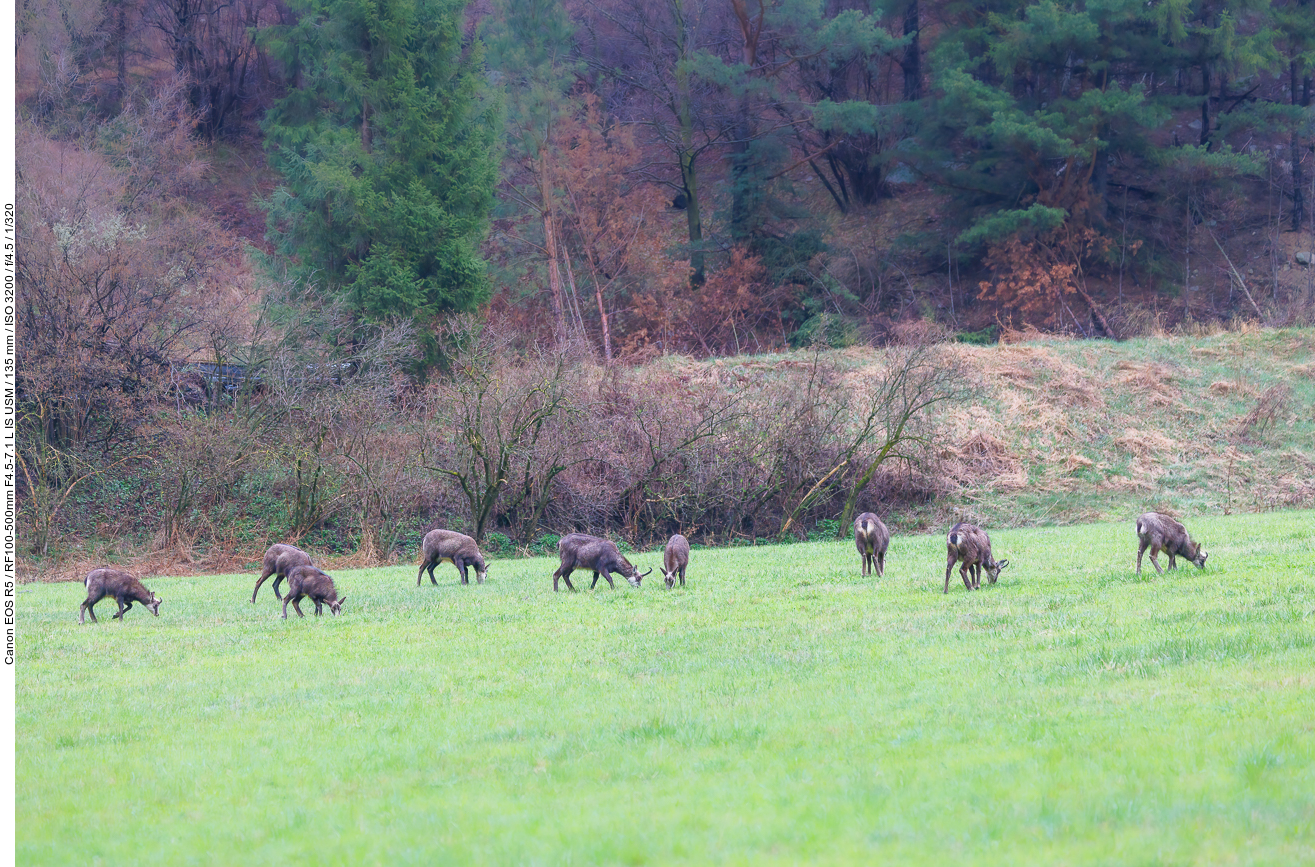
[14,0,1315,573]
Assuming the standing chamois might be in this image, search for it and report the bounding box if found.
[552,534,650,591]
[662,534,690,588]
[944,522,1009,593]
[80,568,161,624]
[853,512,890,577]
[1135,512,1207,575]
[251,543,313,603]
[281,565,346,618]
[417,529,488,585]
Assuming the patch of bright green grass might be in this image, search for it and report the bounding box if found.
[18,510,1315,864]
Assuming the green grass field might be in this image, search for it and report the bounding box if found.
[17,511,1315,865]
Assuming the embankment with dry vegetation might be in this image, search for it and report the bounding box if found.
[922,326,1315,529]
[19,327,1315,581]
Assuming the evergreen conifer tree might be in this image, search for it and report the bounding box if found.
[261,0,499,327]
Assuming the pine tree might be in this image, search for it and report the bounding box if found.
[916,0,1282,321]
[484,0,580,340]
[261,0,499,327]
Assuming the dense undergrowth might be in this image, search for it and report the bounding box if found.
[18,326,1315,582]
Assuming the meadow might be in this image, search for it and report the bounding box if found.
[16,511,1315,865]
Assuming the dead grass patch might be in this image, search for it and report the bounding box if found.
[942,431,1028,490]
[1063,453,1096,473]
[1114,360,1184,406]
[1114,428,1181,459]
[1233,383,1294,443]
[975,346,1104,410]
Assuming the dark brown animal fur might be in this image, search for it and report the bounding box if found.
[251,543,313,603]
[553,534,650,592]
[1135,512,1207,575]
[281,565,345,618]
[944,522,1009,593]
[853,512,890,577]
[663,534,690,588]
[417,529,488,585]
[80,568,161,624]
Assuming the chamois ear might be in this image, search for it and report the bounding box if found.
[997,559,1010,570]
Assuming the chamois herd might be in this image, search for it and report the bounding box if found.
[76,513,1209,623]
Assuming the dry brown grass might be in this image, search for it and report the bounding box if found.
[1113,359,1184,406]
[1233,383,1294,443]
[941,431,1028,491]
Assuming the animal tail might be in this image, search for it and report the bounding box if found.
[1135,519,1146,536]
[948,532,962,547]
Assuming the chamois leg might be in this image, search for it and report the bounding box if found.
[251,568,276,603]
[554,567,576,592]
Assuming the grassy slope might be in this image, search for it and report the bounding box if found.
[956,327,1315,525]
[18,511,1315,865]
[808,326,1315,532]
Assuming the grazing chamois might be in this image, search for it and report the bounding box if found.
[251,543,313,603]
[853,512,890,577]
[944,522,1009,593]
[80,568,161,624]
[417,529,488,585]
[663,534,690,588]
[552,533,651,592]
[281,565,346,619]
[1135,512,1207,575]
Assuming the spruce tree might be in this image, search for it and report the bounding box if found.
[920,0,1279,250]
[261,0,499,326]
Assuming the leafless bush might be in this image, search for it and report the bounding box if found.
[422,317,587,544]
[1234,383,1293,443]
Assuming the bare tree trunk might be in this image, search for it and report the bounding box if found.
[562,245,587,341]
[593,271,612,363]
[539,161,568,342]
[673,0,705,286]
[902,0,920,102]
[728,0,762,240]
[1292,60,1310,233]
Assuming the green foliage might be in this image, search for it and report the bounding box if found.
[955,325,999,345]
[483,531,515,557]
[528,533,561,557]
[807,517,840,540]
[18,512,1315,862]
[260,0,499,325]
[919,0,1287,261]
[790,312,860,349]
[955,202,1068,248]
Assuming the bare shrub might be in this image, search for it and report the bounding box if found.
[422,317,585,544]
[1234,383,1293,443]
